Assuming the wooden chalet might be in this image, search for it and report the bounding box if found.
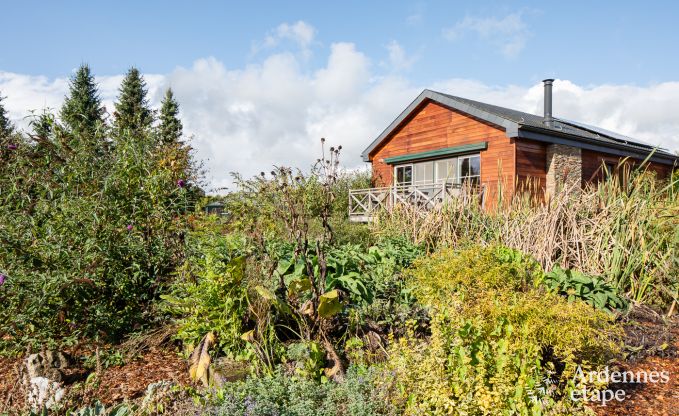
[349,79,677,221]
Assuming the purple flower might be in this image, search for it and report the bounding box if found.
[126,224,133,231]
[7,144,17,150]
[177,179,186,188]
[0,274,6,286]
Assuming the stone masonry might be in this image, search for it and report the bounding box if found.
[546,144,582,196]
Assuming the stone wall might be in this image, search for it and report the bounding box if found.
[546,144,582,196]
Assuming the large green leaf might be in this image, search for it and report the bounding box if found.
[317,289,342,318]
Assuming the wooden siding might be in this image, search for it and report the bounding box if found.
[515,139,547,192]
[581,149,673,186]
[369,101,515,207]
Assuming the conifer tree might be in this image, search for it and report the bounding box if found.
[0,93,14,138]
[158,88,183,145]
[113,67,153,133]
[60,64,104,135]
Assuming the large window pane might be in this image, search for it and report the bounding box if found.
[460,157,470,177]
[403,166,412,184]
[414,163,426,184]
[469,156,480,176]
[435,158,457,183]
[459,154,481,186]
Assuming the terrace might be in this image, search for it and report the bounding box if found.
[348,181,483,222]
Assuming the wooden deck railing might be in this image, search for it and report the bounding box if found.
[349,182,479,222]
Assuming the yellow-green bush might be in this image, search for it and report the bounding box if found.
[383,246,621,415]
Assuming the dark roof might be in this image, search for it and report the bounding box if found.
[361,89,678,165]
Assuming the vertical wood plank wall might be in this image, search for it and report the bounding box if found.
[369,101,515,207]
[515,139,547,193]
[581,149,673,186]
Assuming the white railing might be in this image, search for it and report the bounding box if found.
[349,182,480,222]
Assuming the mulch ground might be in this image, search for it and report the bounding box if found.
[0,345,192,415]
[2,309,678,415]
[79,346,192,406]
[592,307,679,416]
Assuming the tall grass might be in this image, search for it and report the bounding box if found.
[372,169,678,310]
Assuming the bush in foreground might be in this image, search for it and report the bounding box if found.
[383,246,622,415]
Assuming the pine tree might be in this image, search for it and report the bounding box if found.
[60,64,104,135]
[158,88,183,145]
[0,93,14,138]
[114,67,153,133]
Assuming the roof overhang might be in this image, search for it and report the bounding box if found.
[360,89,518,162]
[517,126,679,166]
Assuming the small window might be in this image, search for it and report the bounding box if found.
[459,155,481,186]
[395,165,412,185]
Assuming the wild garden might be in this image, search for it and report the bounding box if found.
[0,65,677,416]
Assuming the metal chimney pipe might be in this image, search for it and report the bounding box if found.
[543,78,554,127]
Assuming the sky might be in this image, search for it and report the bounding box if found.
[1,1,678,190]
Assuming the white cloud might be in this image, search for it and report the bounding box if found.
[443,12,529,58]
[2,50,678,193]
[384,41,417,71]
[254,20,317,59]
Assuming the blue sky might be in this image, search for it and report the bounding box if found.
[3,0,678,86]
[1,1,678,190]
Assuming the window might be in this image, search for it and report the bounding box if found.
[394,153,480,186]
[435,159,457,184]
[414,161,434,185]
[395,165,412,185]
[459,155,480,186]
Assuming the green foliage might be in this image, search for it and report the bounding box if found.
[162,216,250,358]
[286,341,326,380]
[83,349,126,370]
[208,366,398,416]
[69,401,131,416]
[374,170,679,309]
[60,64,105,136]
[158,88,183,145]
[384,245,621,415]
[273,238,422,309]
[0,92,13,138]
[545,266,628,312]
[0,73,196,352]
[114,67,153,133]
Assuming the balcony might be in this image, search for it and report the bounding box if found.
[348,182,483,222]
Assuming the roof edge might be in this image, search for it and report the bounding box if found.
[360,89,517,162]
[517,127,679,166]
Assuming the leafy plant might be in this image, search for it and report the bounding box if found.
[207,366,398,416]
[384,245,622,415]
[544,266,628,312]
[161,217,249,359]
